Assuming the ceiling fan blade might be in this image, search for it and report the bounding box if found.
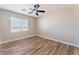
[34,4,40,9]
[37,10,45,13]
[28,10,34,14]
[36,12,39,16]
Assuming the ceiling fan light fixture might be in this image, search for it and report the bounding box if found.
[22,4,45,16]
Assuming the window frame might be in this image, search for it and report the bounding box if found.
[10,16,29,33]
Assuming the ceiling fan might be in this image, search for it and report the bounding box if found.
[22,4,45,16]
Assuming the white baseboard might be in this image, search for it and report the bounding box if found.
[0,35,36,44]
[37,34,79,48]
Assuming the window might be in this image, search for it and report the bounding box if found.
[10,16,28,32]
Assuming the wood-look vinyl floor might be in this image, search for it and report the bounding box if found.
[0,36,79,55]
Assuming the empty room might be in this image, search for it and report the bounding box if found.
[0,4,79,55]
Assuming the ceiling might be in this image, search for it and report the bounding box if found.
[0,4,73,17]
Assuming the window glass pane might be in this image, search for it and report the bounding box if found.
[11,17,21,32]
[21,19,28,31]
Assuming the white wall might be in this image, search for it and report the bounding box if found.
[0,10,37,43]
[0,31,1,41]
[0,30,1,41]
[0,13,2,42]
[37,6,79,46]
